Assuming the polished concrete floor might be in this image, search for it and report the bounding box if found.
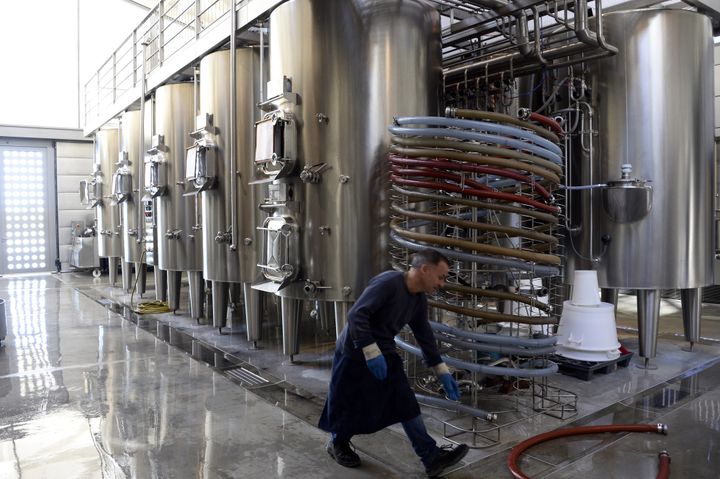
[0,272,719,478]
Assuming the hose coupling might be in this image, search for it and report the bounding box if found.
[657,423,668,435]
[214,231,232,243]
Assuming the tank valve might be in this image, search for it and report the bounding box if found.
[214,231,231,243]
[342,286,352,297]
[300,162,329,183]
[319,226,331,236]
[166,229,182,240]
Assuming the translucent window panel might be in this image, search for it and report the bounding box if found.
[0,147,53,274]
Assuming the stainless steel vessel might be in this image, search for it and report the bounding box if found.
[568,9,714,360]
[152,83,204,317]
[197,48,265,335]
[118,109,151,293]
[94,127,122,284]
[260,0,441,355]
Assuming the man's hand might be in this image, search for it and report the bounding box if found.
[366,355,388,380]
[439,373,460,400]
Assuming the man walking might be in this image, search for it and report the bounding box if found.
[319,248,469,477]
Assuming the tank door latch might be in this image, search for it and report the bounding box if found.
[254,110,297,180]
[112,151,133,204]
[144,134,169,200]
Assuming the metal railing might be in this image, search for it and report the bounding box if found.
[83,0,281,135]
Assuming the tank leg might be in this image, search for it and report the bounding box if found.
[227,283,244,331]
[122,261,133,292]
[243,283,262,347]
[333,301,351,339]
[188,271,205,321]
[601,287,618,306]
[108,257,120,286]
[155,268,168,302]
[167,271,183,312]
[680,288,702,351]
[212,281,229,331]
[280,297,302,358]
[637,289,661,368]
[138,262,148,296]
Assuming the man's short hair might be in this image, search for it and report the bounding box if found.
[410,248,450,269]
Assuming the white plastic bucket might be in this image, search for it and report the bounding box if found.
[556,300,620,361]
[570,270,601,306]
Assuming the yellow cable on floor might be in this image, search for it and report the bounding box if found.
[129,249,171,314]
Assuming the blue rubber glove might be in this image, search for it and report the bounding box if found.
[366,355,388,380]
[439,373,460,401]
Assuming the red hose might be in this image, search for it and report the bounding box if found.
[507,424,668,479]
[390,175,560,214]
[388,155,553,200]
[529,112,564,136]
[657,451,671,479]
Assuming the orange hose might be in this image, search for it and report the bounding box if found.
[507,424,668,479]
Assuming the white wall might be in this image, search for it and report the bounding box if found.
[56,141,94,271]
[0,0,148,129]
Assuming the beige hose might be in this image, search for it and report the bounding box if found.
[443,283,553,314]
[429,299,557,325]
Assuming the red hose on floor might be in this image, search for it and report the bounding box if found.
[507,424,669,479]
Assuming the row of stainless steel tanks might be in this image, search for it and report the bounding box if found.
[88,0,715,362]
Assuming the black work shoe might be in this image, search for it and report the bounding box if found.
[326,440,361,468]
[425,444,469,477]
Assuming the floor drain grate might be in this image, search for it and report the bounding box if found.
[225,366,270,386]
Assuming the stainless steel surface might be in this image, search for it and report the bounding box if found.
[155,268,168,301]
[199,49,265,284]
[333,301,351,339]
[601,180,652,223]
[637,289,661,359]
[119,109,151,265]
[280,297,302,357]
[168,270,183,311]
[108,257,120,286]
[94,128,122,259]
[265,0,441,302]
[211,280,229,329]
[243,282,262,343]
[188,270,205,320]
[122,260,133,292]
[70,237,98,269]
[570,9,714,289]
[680,288,702,345]
[154,83,202,273]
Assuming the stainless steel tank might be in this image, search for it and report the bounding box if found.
[94,127,122,284]
[197,48,265,335]
[260,0,441,356]
[152,83,204,317]
[568,9,714,360]
[118,109,151,293]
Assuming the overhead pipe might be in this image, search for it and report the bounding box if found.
[396,336,558,377]
[415,393,497,423]
[507,423,668,479]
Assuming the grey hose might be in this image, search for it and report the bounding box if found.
[395,337,559,378]
[388,126,562,165]
[415,393,497,422]
[429,320,557,347]
[389,232,560,276]
[394,116,562,157]
[434,330,557,356]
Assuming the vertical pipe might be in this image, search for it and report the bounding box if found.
[229,0,238,251]
[167,270,182,311]
[188,271,205,320]
[228,283,243,329]
[243,282,262,345]
[138,263,147,295]
[680,288,702,349]
[122,260,133,292]
[601,287,618,314]
[259,21,264,102]
[637,289,661,366]
[138,40,149,246]
[108,257,119,286]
